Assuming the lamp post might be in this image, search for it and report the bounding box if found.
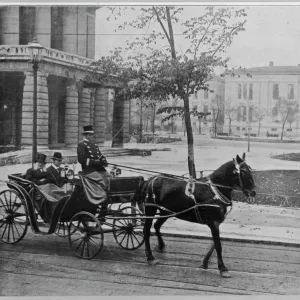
[28,37,43,167]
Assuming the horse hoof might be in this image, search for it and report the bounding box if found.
[200,261,208,270]
[158,244,166,252]
[147,259,158,266]
[220,271,231,278]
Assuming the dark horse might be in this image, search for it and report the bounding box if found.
[140,153,256,278]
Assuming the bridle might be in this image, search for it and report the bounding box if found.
[231,160,255,200]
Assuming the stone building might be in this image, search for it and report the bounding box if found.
[0,6,128,150]
[224,62,300,136]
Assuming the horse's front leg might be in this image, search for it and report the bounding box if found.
[209,221,231,278]
[154,214,168,251]
[143,207,157,265]
[200,243,215,270]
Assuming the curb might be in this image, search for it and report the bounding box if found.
[4,220,300,248]
[159,230,300,248]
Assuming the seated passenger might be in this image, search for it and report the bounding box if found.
[25,153,52,185]
[46,152,68,188]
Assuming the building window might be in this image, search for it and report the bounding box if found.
[288,84,294,99]
[242,106,247,121]
[243,83,247,99]
[249,107,253,122]
[204,90,209,99]
[203,105,208,113]
[238,84,242,99]
[273,84,279,100]
[249,83,253,100]
[237,106,241,121]
[272,106,278,118]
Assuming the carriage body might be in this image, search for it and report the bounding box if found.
[0,172,145,259]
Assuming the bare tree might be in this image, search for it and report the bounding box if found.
[253,106,267,136]
[210,95,224,137]
[275,97,298,140]
[224,99,236,134]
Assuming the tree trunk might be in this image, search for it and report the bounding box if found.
[139,100,143,143]
[229,118,232,134]
[152,104,156,143]
[281,117,288,141]
[166,6,195,178]
[146,117,149,132]
[198,117,201,134]
[258,119,261,136]
[183,95,196,178]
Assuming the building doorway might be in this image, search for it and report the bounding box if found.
[0,72,24,147]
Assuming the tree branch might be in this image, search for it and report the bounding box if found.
[194,14,218,59]
[210,20,246,57]
[152,7,171,46]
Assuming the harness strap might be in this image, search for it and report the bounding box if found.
[207,177,233,206]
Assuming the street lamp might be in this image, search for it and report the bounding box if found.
[28,37,43,167]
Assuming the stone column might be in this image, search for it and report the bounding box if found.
[21,71,49,148]
[94,88,107,145]
[123,99,130,143]
[64,85,79,148]
[112,93,124,148]
[0,7,19,44]
[35,7,51,48]
[78,87,91,132]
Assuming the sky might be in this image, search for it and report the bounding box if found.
[95,5,300,69]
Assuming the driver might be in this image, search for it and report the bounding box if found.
[77,125,111,215]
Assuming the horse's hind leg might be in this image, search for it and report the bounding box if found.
[200,243,215,270]
[154,215,168,251]
[209,221,231,278]
[143,206,157,264]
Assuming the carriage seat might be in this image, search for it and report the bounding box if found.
[108,176,144,194]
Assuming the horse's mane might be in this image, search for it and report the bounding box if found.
[210,160,234,181]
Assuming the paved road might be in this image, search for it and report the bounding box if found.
[1,231,300,295]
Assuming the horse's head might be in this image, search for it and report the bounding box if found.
[231,153,256,201]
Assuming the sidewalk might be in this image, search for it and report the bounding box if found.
[159,202,300,247]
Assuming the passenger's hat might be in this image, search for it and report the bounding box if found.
[83,125,94,134]
[36,153,47,164]
[51,152,63,161]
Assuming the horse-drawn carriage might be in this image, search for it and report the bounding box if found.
[0,169,145,259]
[0,154,256,277]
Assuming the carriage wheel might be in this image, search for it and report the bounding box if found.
[0,190,28,244]
[68,211,104,259]
[113,206,144,250]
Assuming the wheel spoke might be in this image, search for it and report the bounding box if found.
[0,220,6,229]
[129,232,135,248]
[3,193,10,211]
[7,223,11,243]
[11,220,21,238]
[115,230,126,238]
[126,232,130,248]
[89,236,102,250]
[13,219,25,231]
[131,230,142,244]
[74,238,84,252]
[0,196,8,211]
[1,222,8,239]
[119,231,127,246]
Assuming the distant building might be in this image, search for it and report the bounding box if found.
[191,76,225,134]
[224,61,300,136]
[0,6,128,149]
